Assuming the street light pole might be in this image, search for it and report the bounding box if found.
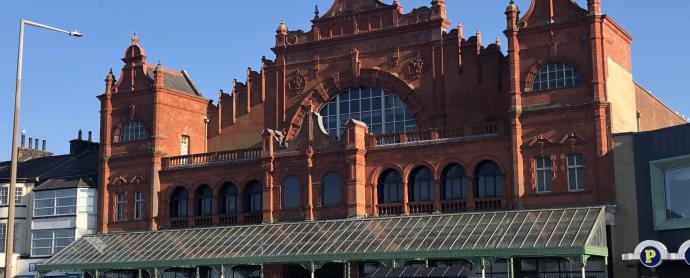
[5,19,82,278]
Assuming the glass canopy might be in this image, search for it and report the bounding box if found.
[39,207,607,272]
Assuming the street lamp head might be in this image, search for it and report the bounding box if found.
[69,31,83,37]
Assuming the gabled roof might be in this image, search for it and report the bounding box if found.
[0,146,98,190]
[39,207,607,272]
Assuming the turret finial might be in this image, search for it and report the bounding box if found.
[314,5,320,19]
[132,32,139,46]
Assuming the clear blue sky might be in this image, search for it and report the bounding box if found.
[1,0,688,160]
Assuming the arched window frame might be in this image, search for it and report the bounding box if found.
[441,164,468,200]
[116,120,149,143]
[219,183,238,214]
[243,181,263,213]
[322,172,342,207]
[408,167,434,202]
[318,87,418,136]
[526,61,581,92]
[194,185,213,216]
[473,161,503,198]
[377,170,403,204]
[281,176,301,209]
[170,187,189,218]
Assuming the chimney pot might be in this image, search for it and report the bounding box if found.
[21,133,26,148]
[34,139,39,150]
[42,140,46,152]
[88,131,92,142]
[29,137,33,149]
[78,129,83,140]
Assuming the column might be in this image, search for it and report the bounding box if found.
[402,180,409,215]
[433,178,442,212]
[508,258,515,278]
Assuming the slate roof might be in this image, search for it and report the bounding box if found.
[146,67,202,97]
[0,145,98,190]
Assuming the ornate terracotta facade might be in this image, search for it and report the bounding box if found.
[97,0,685,234]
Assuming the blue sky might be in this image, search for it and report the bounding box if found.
[1,0,688,160]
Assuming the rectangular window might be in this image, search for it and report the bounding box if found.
[15,187,23,204]
[134,192,144,220]
[0,223,17,253]
[650,154,690,230]
[0,187,7,205]
[33,189,77,217]
[664,166,690,220]
[116,193,126,221]
[181,135,190,156]
[567,154,585,192]
[536,157,553,193]
[31,229,75,257]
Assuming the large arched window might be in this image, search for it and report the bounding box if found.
[170,187,189,218]
[319,87,418,135]
[282,176,301,209]
[117,121,149,143]
[195,185,213,216]
[474,161,503,198]
[532,63,580,92]
[219,183,238,214]
[378,170,403,204]
[244,181,263,213]
[442,164,468,200]
[409,167,434,202]
[322,172,341,207]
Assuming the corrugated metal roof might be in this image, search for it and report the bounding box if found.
[39,207,607,272]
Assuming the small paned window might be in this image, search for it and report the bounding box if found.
[134,192,144,220]
[31,229,75,257]
[322,172,342,207]
[180,135,190,156]
[15,187,23,204]
[474,161,503,198]
[409,167,434,202]
[116,193,126,221]
[319,87,418,136]
[33,189,77,217]
[117,121,148,143]
[567,154,585,192]
[0,187,7,205]
[378,170,403,204]
[442,164,468,200]
[532,64,580,92]
[282,176,301,209]
[536,157,553,193]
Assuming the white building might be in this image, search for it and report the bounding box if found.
[0,132,98,278]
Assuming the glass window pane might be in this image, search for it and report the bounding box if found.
[665,166,690,219]
[282,176,300,209]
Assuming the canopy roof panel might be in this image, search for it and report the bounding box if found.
[39,207,607,271]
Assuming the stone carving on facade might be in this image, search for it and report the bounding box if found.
[288,70,306,95]
[559,131,586,146]
[110,175,147,186]
[407,53,425,80]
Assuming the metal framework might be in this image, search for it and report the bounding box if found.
[38,207,608,274]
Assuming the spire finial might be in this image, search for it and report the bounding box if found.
[132,32,139,46]
[314,4,320,19]
[277,19,288,35]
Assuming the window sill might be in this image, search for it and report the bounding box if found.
[654,218,690,231]
[528,190,592,197]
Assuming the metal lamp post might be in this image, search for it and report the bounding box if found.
[5,19,82,278]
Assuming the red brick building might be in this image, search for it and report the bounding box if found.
[44,0,686,277]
